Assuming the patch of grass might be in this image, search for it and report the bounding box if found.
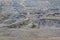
[2,14,11,20]
[7,19,29,28]
[16,20,29,28]
[31,22,36,28]
[2,16,9,20]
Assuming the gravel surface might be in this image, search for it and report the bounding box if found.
[0,28,60,37]
[0,28,60,40]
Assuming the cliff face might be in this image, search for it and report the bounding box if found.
[0,0,60,28]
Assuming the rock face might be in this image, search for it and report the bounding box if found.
[0,0,60,28]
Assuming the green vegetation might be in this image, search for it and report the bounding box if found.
[31,22,36,28]
[2,16,9,20]
[2,14,11,20]
[16,20,29,28]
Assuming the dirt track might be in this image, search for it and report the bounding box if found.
[0,28,60,40]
